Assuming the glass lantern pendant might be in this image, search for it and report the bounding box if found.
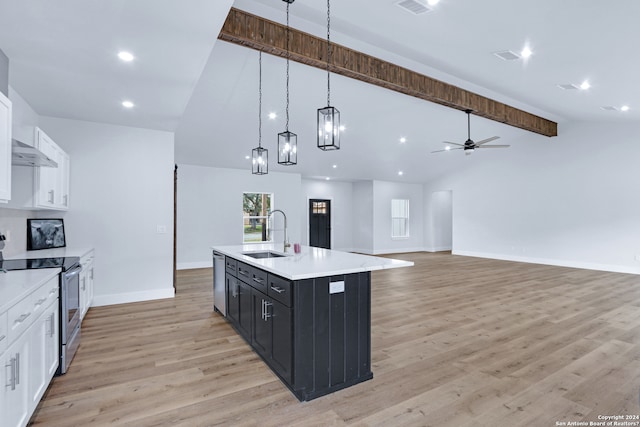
[317,106,340,151]
[252,146,268,175]
[317,0,341,151]
[251,51,268,175]
[278,131,297,165]
[278,0,298,165]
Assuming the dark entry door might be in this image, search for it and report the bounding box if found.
[309,199,331,249]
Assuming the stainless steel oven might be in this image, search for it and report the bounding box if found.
[0,256,82,375]
[59,262,82,374]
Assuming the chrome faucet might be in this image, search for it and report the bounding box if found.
[267,210,290,253]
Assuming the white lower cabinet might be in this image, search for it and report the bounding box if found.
[2,326,30,427]
[80,250,95,320]
[1,274,59,427]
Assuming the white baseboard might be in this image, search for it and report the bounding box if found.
[453,250,640,275]
[350,247,374,255]
[423,246,452,253]
[372,247,425,255]
[92,287,175,307]
[177,261,213,270]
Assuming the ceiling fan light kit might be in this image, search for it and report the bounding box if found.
[432,109,509,155]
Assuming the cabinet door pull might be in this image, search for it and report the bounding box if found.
[6,357,16,390]
[50,312,56,337]
[261,299,265,320]
[238,269,249,277]
[270,286,285,294]
[48,189,55,204]
[0,334,5,342]
[63,194,68,206]
[15,353,20,385]
[35,297,47,307]
[82,277,86,291]
[49,288,58,296]
[14,313,31,324]
[264,301,272,321]
[253,276,265,284]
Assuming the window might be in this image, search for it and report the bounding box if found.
[243,192,273,243]
[312,201,328,214]
[391,199,409,238]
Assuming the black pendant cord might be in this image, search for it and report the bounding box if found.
[286,2,290,132]
[326,0,331,107]
[467,111,471,140]
[258,51,262,148]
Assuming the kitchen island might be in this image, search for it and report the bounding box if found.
[211,244,413,401]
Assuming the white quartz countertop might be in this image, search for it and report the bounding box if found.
[6,247,94,260]
[0,268,60,313]
[211,244,413,280]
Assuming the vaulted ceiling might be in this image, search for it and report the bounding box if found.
[1,0,637,182]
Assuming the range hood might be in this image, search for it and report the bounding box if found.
[11,139,58,167]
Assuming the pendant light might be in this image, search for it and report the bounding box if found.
[278,0,297,165]
[317,0,340,151]
[252,51,268,175]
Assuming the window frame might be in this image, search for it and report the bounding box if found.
[391,198,410,239]
[242,192,274,244]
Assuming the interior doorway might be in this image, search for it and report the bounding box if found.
[309,199,331,249]
[431,190,453,251]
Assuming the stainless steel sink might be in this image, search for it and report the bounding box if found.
[242,251,287,259]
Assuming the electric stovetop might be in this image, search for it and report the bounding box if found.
[0,256,80,272]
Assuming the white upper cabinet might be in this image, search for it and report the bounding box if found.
[0,91,12,203]
[33,127,70,210]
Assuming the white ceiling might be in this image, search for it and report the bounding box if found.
[1,0,638,182]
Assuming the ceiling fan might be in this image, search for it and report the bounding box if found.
[432,109,509,155]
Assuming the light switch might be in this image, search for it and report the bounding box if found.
[156,225,167,234]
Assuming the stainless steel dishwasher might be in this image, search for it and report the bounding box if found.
[213,251,226,315]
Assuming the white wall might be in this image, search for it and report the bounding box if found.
[39,117,175,305]
[300,179,354,251]
[424,121,640,274]
[177,164,302,269]
[371,180,424,254]
[351,181,374,254]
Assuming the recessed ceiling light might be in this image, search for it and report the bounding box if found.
[398,171,404,176]
[332,164,337,168]
[445,146,451,151]
[520,46,532,59]
[118,51,135,62]
[426,0,439,5]
[122,100,134,108]
[580,80,591,90]
[325,177,330,181]
[245,155,250,160]
[339,125,346,132]
[268,112,277,120]
[400,137,407,143]
[621,105,630,112]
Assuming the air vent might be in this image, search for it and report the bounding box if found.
[600,106,618,111]
[493,50,520,61]
[557,84,579,90]
[396,0,431,15]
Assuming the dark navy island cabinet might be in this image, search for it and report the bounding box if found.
[223,257,372,401]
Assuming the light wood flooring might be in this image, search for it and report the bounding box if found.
[30,252,640,426]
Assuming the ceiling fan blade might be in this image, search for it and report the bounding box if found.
[431,147,463,153]
[442,141,465,147]
[476,144,510,148]
[475,136,500,145]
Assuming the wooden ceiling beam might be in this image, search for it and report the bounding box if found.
[219,7,558,137]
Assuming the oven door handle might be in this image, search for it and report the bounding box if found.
[65,266,83,278]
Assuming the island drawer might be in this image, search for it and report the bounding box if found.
[237,261,252,282]
[250,268,268,293]
[267,274,292,307]
[225,257,237,276]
